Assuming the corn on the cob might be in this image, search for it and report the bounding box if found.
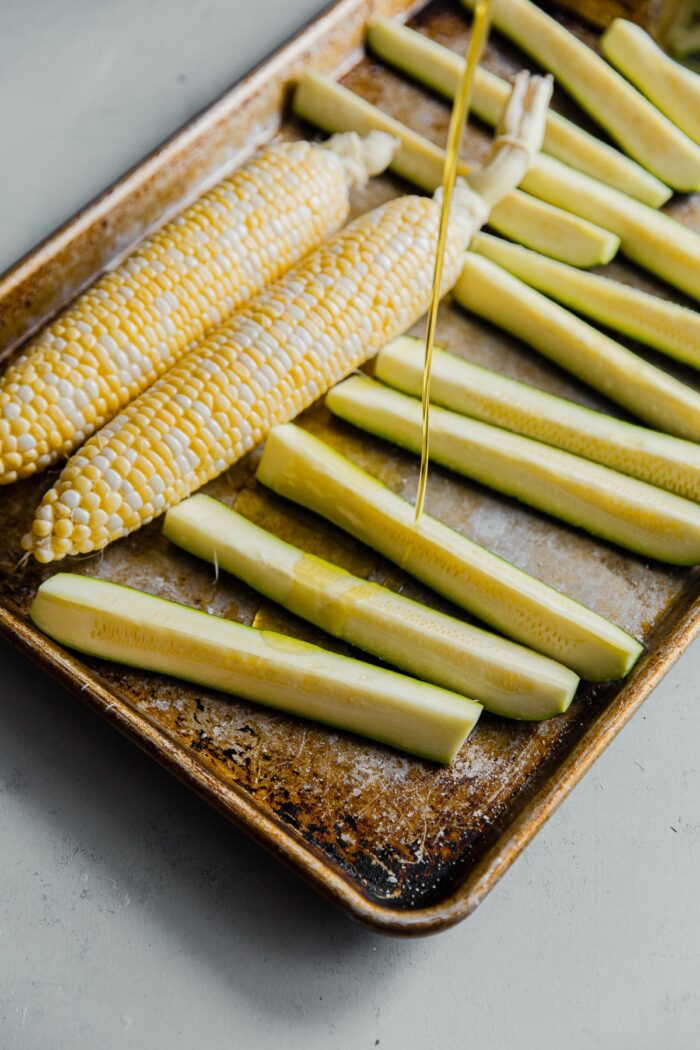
[25,73,551,563]
[0,133,395,485]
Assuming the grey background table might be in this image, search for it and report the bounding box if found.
[1,2,699,1046]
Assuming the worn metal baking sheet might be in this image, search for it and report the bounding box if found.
[1,0,698,935]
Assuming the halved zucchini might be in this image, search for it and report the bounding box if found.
[292,71,619,268]
[461,0,700,190]
[453,255,700,441]
[367,16,670,206]
[326,375,700,565]
[602,19,700,146]
[256,424,643,681]
[471,234,700,369]
[165,494,580,720]
[521,154,700,302]
[30,573,481,764]
[375,335,700,501]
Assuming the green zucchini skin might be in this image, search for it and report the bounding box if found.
[326,375,700,565]
[30,573,481,764]
[453,255,700,442]
[256,424,642,681]
[164,495,580,721]
[366,16,670,207]
[292,71,620,268]
[375,336,700,503]
[471,234,700,370]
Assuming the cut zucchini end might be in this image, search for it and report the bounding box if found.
[598,638,643,682]
[595,231,621,266]
[643,181,674,208]
[163,492,222,555]
[485,679,578,721]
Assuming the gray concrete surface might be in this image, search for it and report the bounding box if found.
[1,2,699,1047]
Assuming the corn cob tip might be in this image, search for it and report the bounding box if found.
[324,130,398,188]
[503,71,553,156]
[24,430,162,563]
[24,415,166,563]
[465,70,552,207]
[0,393,63,485]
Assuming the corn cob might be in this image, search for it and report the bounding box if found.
[25,73,552,563]
[0,133,395,485]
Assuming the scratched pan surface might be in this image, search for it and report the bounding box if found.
[1,0,699,935]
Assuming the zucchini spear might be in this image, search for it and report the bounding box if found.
[165,495,580,720]
[602,19,700,147]
[293,71,619,268]
[367,16,670,207]
[461,0,700,191]
[257,425,642,681]
[326,376,700,565]
[376,336,700,503]
[453,255,700,442]
[30,573,481,764]
[471,233,700,370]
[521,154,700,302]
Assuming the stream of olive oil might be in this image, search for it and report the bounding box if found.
[414,0,494,524]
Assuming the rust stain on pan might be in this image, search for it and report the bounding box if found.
[1,0,699,935]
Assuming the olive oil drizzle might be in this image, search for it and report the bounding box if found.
[414,0,494,524]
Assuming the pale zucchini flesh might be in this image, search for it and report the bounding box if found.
[30,573,481,764]
[521,152,700,303]
[292,72,619,268]
[257,425,642,681]
[461,0,700,191]
[602,19,700,146]
[367,16,670,207]
[164,495,579,720]
[376,336,700,503]
[453,254,700,442]
[471,233,700,369]
[327,376,700,565]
